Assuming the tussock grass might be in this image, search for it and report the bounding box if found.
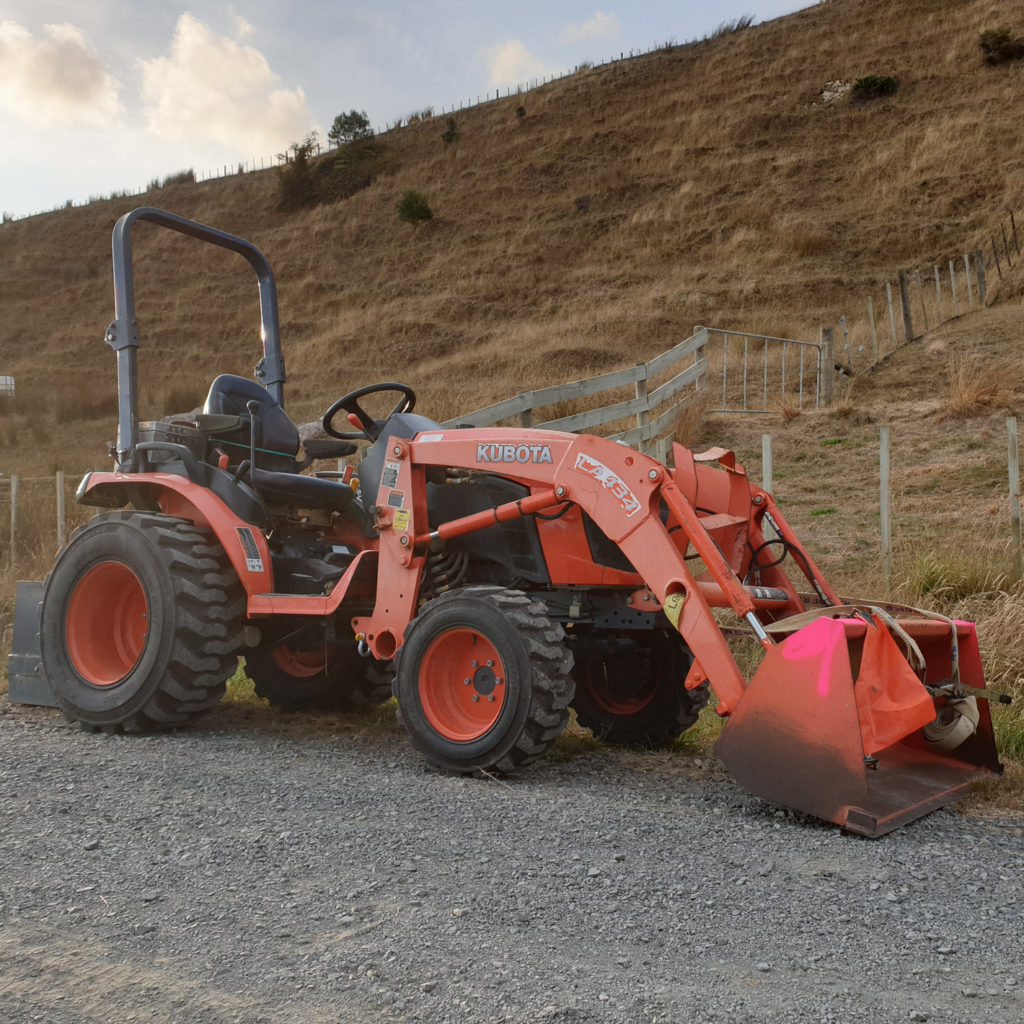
[896,549,1009,603]
[945,355,1022,418]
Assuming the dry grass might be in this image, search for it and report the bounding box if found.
[945,354,1023,418]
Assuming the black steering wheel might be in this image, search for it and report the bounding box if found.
[322,382,417,441]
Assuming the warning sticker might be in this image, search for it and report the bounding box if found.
[236,527,265,574]
[393,509,410,531]
[387,490,405,509]
[382,461,401,489]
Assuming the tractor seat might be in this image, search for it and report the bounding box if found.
[203,374,358,514]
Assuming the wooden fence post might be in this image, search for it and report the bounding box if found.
[634,363,650,433]
[885,281,898,348]
[762,433,773,495]
[1003,224,1014,269]
[867,295,878,360]
[948,258,960,317]
[975,249,987,304]
[914,270,929,332]
[518,392,534,428]
[9,473,16,577]
[694,327,708,393]
[1011,210,1021,256]
[897,270,914,343]
[819,327,835,405]
[1009,418,1023,583]
[992,236,1003,279]
[933,266,944,324]
[964,253,974,309]
[56,470,66,549]
[879,427,892,591]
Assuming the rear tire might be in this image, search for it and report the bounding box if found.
[571,628,709,745]
[40,511,245,732]
[244,639,391,711]
[394,586,574,773]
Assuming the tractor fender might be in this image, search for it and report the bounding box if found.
[77,470,274,596]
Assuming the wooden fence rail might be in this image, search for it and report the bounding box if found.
[443,326,821,460]
[442,328,710,462]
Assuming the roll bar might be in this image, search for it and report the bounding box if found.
[106,207,286,471]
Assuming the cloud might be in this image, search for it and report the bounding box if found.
[484,40,557,89]
[139,13,314,154]
[0,21,121,127]
[560,11,621,43]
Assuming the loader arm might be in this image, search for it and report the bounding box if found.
[351,428,770,711]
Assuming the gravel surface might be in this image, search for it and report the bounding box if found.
[1,698,1022,1024]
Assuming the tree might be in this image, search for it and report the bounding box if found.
[276,133,319,211]
[329,110,373,147]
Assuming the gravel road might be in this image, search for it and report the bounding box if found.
[1,698,1022,1024]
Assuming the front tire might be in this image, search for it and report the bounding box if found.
[394,587,574,773]
[40,511,245,731]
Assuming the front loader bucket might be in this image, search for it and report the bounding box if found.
[715,615,1001,837]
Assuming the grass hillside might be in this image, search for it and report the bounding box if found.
[3,0,1024,789]
[2,0,1024,447]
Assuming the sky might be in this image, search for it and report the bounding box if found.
[0,2,812,220]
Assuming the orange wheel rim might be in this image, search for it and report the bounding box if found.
[585,660,657,716]
[419,628,506,742]
[66,561,148,686]
[271,644,334,678]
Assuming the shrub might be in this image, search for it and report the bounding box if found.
[396,189,433,224]
[328,110,373,147]
[276,133,392,212]
[163,168,196,187]
[850,74,899,103]
[441,117,460,147]
[980,28,1024,65]
[275,136,317,211]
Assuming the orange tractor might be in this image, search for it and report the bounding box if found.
[8,208,1010,836]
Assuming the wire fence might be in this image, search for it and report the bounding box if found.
[829,211,1019,375]
[5,417,1024,598]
